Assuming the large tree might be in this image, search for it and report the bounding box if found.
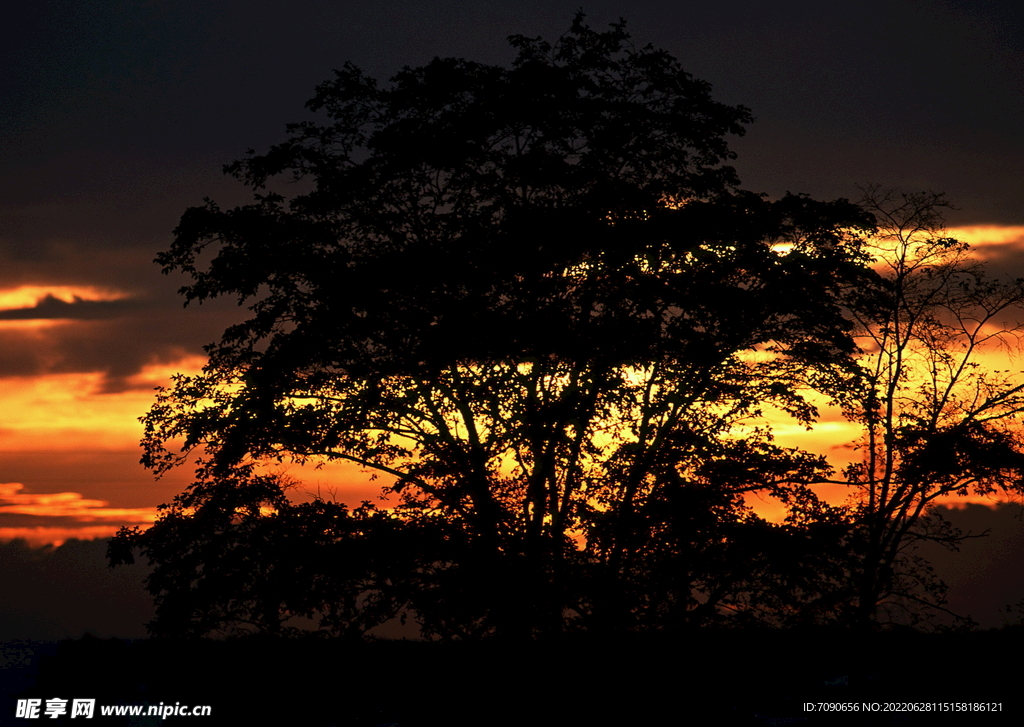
[115,15,876,638]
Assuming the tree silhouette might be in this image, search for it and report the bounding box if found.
[840,187,1024,627]
[113,14,879,637]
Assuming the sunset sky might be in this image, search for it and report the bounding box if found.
[1,0,1022,552]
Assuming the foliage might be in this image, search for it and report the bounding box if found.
[114,14,881,638]
[111,471,447,638]
[840,186,1024,626]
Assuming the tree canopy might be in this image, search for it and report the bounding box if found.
[113,15,981,638]
[836,187,1024,627]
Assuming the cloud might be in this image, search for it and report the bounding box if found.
[0,235,243,391]
[0,294,136,320]
[0,448,192,494]
[920,502,1024,628]
[0,285,131,310]
[947,225,1024,280]
[0,538,153,639]
[0,286,237,391]
[0,482,157,525]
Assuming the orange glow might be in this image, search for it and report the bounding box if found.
[772,224,1024,517]
[0,358,207,451]
[259,459,401,506]
[0,358,207,546]
[0,319,66,330]
[0,285,130,311]
[947,225,1024,249]
[3,224,1024,546]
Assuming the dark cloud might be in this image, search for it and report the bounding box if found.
[0,0,1018,410]
[0,298,243,390]
[968,238,1024,283]
[0,538,152,640]
[920,503,1024,628]
[0,339,43,379]
[2,0,1022,249]
[0,1,1017,389]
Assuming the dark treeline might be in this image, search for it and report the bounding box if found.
[108,14,1024,640]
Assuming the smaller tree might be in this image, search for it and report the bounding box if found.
[841,186,1024,627]
[110,467,495,639]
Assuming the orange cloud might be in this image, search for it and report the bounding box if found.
[0,482,157,523]
[0,285,131,311]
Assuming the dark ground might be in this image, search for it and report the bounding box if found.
[3,629,1021,726]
